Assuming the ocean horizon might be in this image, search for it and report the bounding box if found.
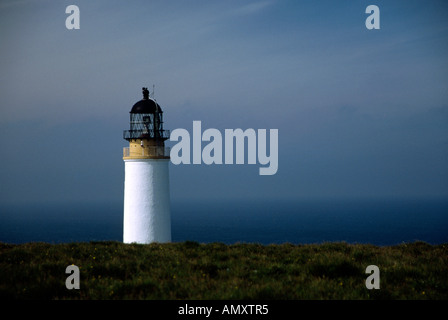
[1,198,447,246]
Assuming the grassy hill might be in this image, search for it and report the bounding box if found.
[0,241,447,300]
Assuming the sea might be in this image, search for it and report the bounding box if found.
[1,198,447,246]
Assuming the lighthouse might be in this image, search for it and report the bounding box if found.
[122,87,171,244]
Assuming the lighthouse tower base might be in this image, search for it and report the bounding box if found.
[123,159,171,244]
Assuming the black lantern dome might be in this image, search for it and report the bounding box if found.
[130,87,163,114]
[130,99,162,114]
[123,87,170,141]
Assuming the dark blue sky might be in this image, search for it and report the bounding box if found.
[1,0,447,206]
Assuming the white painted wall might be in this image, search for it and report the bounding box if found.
[123,159,171,243]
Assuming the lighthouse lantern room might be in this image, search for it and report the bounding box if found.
[122,87,171,244]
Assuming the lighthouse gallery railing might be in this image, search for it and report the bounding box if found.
[123,146,170,158]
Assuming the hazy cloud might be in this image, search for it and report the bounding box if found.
[233,0,274,16]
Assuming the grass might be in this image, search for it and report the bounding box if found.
[0,241,447,300]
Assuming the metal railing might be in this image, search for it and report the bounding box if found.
[123,129,170,140]
[123,146,170,158]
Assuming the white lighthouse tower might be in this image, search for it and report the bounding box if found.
[122,87,171,244]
